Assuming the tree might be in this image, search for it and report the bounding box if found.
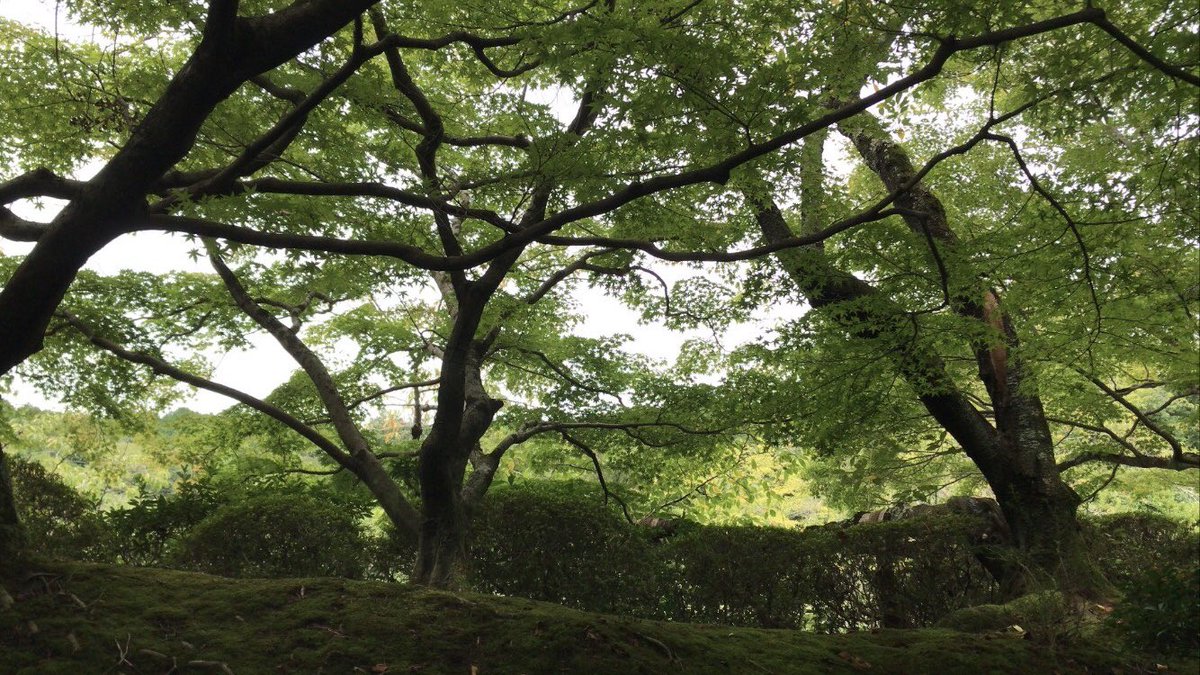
[0,444,22,564]
[715,5,1195,593]
[1,1,1196,590]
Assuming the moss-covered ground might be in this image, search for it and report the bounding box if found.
[0,562,1192,674]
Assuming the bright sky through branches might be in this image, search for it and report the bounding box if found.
[0,2,789,414]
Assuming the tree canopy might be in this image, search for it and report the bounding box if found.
[0,0,1196,588]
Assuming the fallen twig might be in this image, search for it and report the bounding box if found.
[187,659,235,674]
[635,632,678,663]
[114,634,134,668]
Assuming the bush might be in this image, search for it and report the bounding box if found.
[445,482,999,630]
[1111,562,1200,653]
[8,457,110,561]
[171,492,369,579]
[469,481,659,615]
[105,479,223,566]
[367,525,418,583]
[1084,513,1199,588]
[657,516,999,630]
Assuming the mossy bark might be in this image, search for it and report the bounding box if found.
[750,110,1121,603]
[0,447,25,571]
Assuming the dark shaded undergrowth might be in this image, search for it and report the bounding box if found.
[1,561,1194,674]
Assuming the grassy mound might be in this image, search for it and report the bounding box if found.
[0,562,1188,674]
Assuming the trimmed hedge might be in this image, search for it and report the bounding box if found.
[657,517,998,630]
[170,493,369,579]
[8,458,110,562]
[458,485,1199,632]
[460,482,998,630]
[11,469,1198,635]
[470,481,660,616]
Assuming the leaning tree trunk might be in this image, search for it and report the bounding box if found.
[837,112,1113,599]
[748,166,1112,599]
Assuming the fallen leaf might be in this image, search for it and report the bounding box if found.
[837,650,872,671]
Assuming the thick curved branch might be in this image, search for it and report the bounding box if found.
[0,209,48,243]
[0,0,388,374]
[156,31,409,210]
[55,311,353,468]
[1079,371,1186,462]
[207,243,421,533]
[1091,15,1200,86]
[0,168,85,204]
[1058,451,1200,472]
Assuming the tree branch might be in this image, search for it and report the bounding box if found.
[206,243,421,534]
[1091,15,1200,86]
[561,431,634,524]
[1079,370,1186,463]
[55,310,355,468]
[1058,451,1199,472]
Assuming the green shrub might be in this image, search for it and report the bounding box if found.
[171,492,368,579]
[366,524,418,583]
[1111,562,1200,653]
[469,481,659,615]
[105,479,223,567]
[657,516,998,630]
[8,457,110,561]
[1084,513,1199,588]
[450,483,999,630]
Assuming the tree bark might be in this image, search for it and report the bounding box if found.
[0,0,382,374]
[412,305,506,586]
[0,445,24,569]
[749,183,1111,599]
[838,115,1114,598]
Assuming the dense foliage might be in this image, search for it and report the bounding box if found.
[172,492,370,578]
[0,4,1195,673]
[13,470,1198,639]
[1088,514,1200,654]
[0,0,1195,591]
[8,458,108,562]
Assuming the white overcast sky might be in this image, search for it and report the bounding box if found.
[0,3,794,414]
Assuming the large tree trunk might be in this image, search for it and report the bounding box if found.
[412,293,506,587]
[748,138,1112,597]
[839,114,1113,599]
[0,445,24,569]
[414,451,470,586]
[966,396,1109,598]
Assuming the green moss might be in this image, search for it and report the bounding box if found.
[0,562,1188,674]
[937,591,1068,634]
